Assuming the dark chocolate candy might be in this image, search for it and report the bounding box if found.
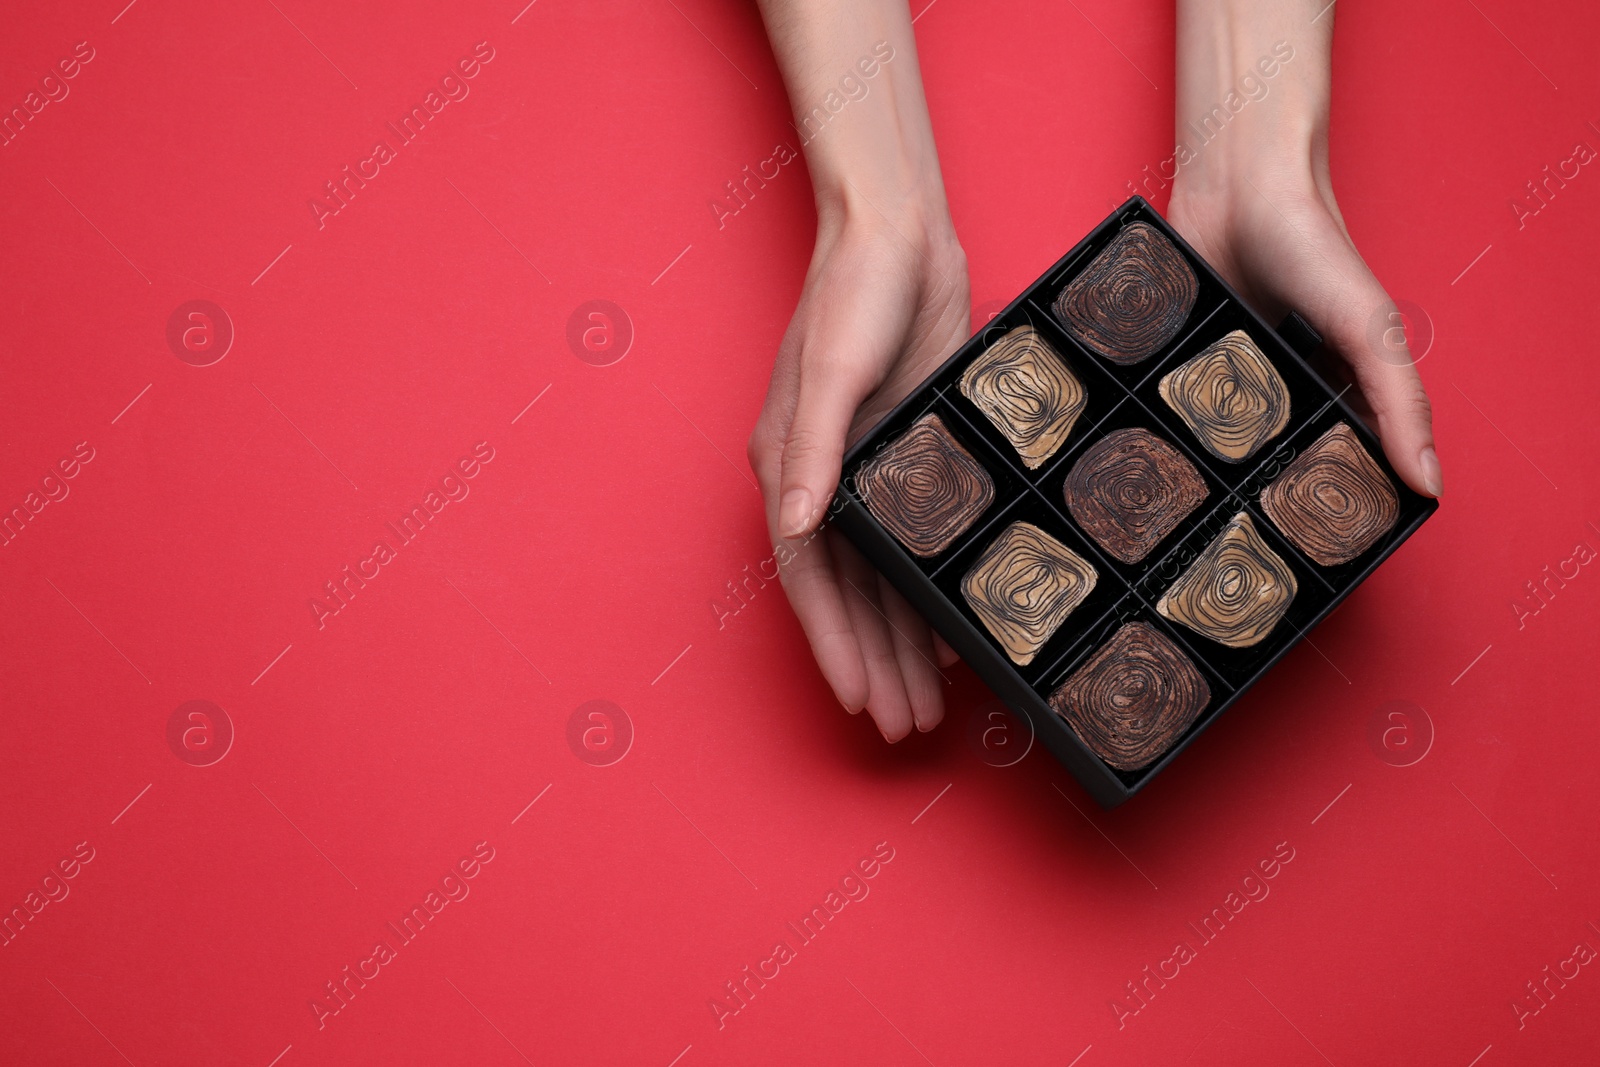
[1064,427,1209,563]
[1050,621,1211,771]
[858,413,995,558]
[1052,222,1198,365]
[1262,422,1399,566]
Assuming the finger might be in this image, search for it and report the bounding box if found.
[782,530,872,712]
[877,571,946,733]
[930,631,960,668]
[1338,296,1441,498]
[751,430,871,711]
[775,255,925,539]
[777,356,873,539]
[1254,217,1441,498]
[835,534,915,742]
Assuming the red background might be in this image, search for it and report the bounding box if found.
[1,1,1596,1064]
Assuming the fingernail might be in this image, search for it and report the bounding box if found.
[1419,447,1443,497]
[916,718,934,733]
[779,488,814,538]
[838,695,859,715]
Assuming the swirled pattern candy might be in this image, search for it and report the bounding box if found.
[1262,422,1399,566]
[959,326,1087,468]
[961,522,1098,665]
[1050,622,1211,770]
[1065,427,1209,563]
[1158,329,1290,463]
[1052,222,1199,365]
[1157,512,1296,648]
[858,413,995,557]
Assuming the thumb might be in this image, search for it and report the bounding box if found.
[778,355,874,538]
[1262,235,1441,499]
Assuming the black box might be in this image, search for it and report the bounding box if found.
[833,197,1438,807]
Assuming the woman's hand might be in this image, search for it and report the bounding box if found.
[1168,1,1442,498]
[751,0,971,740]
[748,201,970,742]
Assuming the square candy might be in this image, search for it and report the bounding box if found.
[1050,622,1211,771]
[858,413,995,558]
[1262,422,1399,566]
[1159,329,1290,463]
[1064,427,1208,563]
[1052,222,1198,365]
[959,325,1087,468]
[961,521,1098,665]
[1156,512,1296,648]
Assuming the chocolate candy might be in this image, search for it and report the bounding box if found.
[1158,329,1290,463]
[961,522,1098,665]
[1156,512,1296,648]
[1053,222,1198,365]
[1064,427,1208,563]
[959,325,1087,468]
[1262,422,1399,566]
[1050,622,1211,770]
[858,413,995,557]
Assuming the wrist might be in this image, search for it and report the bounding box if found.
[802,94,953,244]
[1172,4,1332,202]
[812,163,955,248]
